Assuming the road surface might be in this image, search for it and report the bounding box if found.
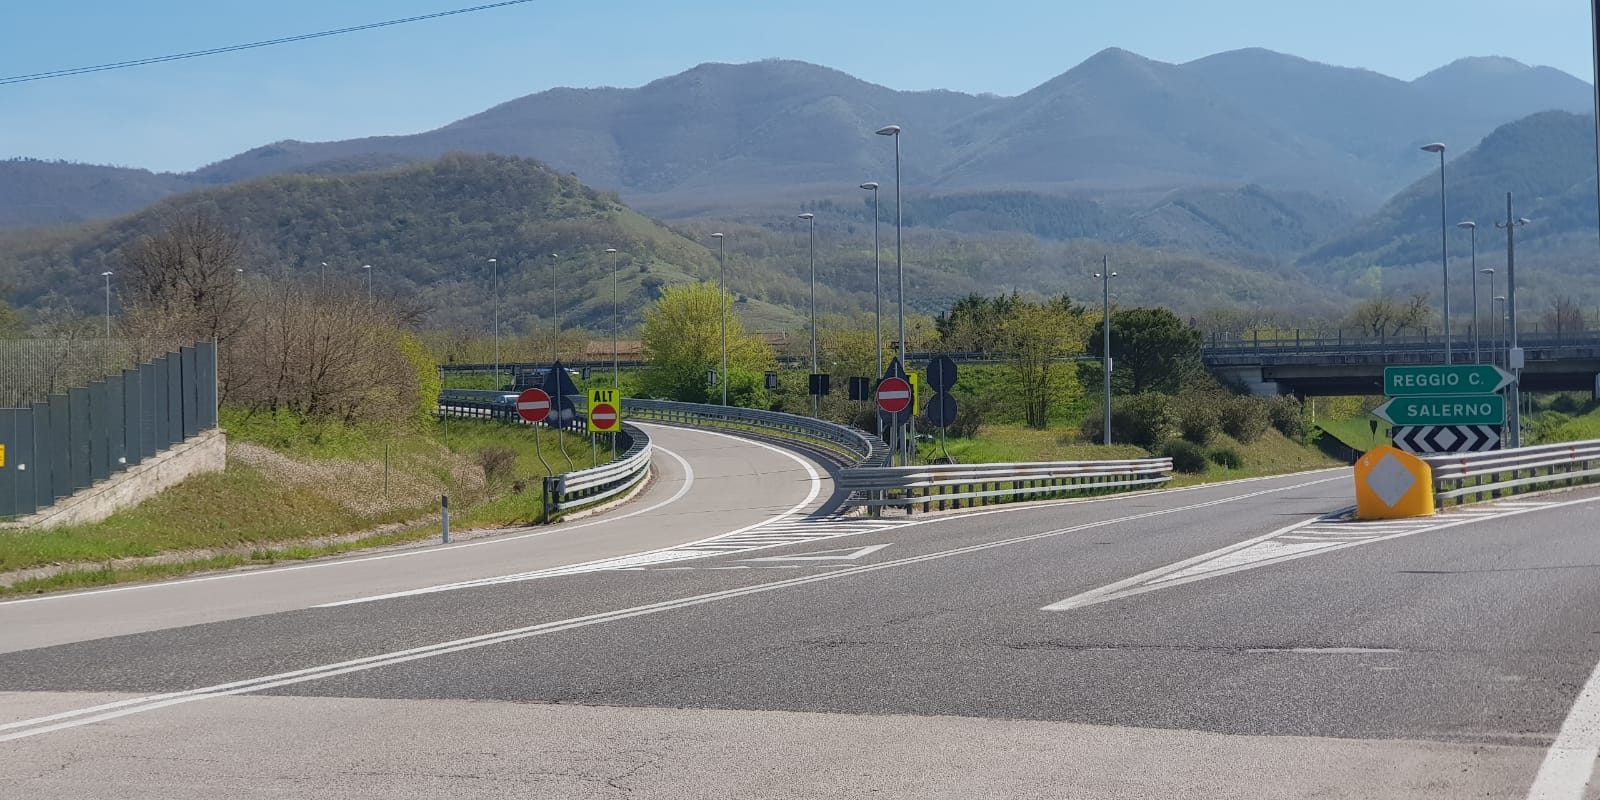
[3,428,1600,799]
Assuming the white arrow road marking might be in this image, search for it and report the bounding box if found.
[1043,497,1582,613]
[744,543,893,562]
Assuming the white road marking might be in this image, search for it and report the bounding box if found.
[0,443,698,608]
[744,543,893,562]
[0,474,1347,743]
[1044,494,1600,613]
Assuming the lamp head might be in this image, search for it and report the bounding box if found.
[875,125,901,136]
[1480,268,1495,275]
[1456,221,1475,230]
[710,233,723,239]
[101,271,113,277]
[1421,142,1446,154]
[860,181,879,191]
[362,264,372,270]
[604,248,617,254]
[798,213,815,221]
[487,257,497,263]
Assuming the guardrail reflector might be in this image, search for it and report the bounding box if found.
[1354,445,1434,519]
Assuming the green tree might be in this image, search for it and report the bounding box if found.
[1000,301,1089,429]
[0,296,22,337]
[1089,308,1204,395]
[640,282,774,403]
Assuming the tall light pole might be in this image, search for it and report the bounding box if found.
[362,264,373,303]
[1494,296,1507,367]
[1481,268,1497,366]
[861,181,883,379]
[605,248,620,389]
[1093,258,1116,446]
[707,233,727,405]
[100,271,113,339]
[320,262,328,286]
[875,125,905,370]
[1421,143,1450,363]
[1457,222,1478,363]
[1496,195,1529,448]
[487,257,500,389]
[798,214,819,417]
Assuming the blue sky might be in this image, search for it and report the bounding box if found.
[1,0,1592,172]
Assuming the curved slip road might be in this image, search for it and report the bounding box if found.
[0,423,830,654]
[4,426,1600,798]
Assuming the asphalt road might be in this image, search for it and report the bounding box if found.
[4,435,1600,799]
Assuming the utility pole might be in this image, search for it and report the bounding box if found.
[1094,258,1116,446]
[1496,193,1529,448]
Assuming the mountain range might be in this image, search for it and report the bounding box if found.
[2,48,1592,229]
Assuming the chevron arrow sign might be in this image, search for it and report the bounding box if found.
[1392,425,1501,454]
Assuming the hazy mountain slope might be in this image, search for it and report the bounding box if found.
[0,160,198,227]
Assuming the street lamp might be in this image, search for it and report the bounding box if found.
[605,248,620,389]
[875,125,905,370]
[798,213,818,418]
[861,181,883,379]
[708,233,727,405]
[320,262,328,285]
[1495,198,1530,447]
[1093,260,1116,446]
[487,258,500,389]
[1493,295,1508,372]
[362,264,373,303]
[1481,268,1497,366]
[1421,143,1450,363]
[1457,221,1478,363]
[100,271,113,339]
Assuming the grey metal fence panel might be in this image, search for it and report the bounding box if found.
[106,376,126,473]
[0,408,17,518]
[139,361,158,460]
[196,341,218,429]
[180,346,199,438]
[33,400,55,510]
[68,386,92,491]
[163,354,181,448]
[122,368,143,469]
[11,407,38,517]
[89,381,112,484]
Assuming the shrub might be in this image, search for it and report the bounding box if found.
[1081,392,1173,448]
[1264,395,1305,440]
[1175,402,1221,445]
[1162,440,1209,473]
[476,446,518,483]
[1209,446,1244,469]
[1218,395,1271,443]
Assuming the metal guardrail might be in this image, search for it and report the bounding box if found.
[1424,439,1600,505]
[1204,329,1600,363]
[622,399,890,467]
[543,423,651,518]
[837,458,1174,513]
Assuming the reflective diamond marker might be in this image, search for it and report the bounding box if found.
[1367,453,1417,508]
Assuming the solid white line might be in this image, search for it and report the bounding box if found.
[0,443,695,608]
[1528,618,1600,797]
[0,473,1346,743]
[314,426,825,607]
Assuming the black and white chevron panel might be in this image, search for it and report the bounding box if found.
[1393,425,1501,454]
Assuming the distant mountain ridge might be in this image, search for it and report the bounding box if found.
[2,48,1590,230]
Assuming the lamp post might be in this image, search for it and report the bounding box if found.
[798,213,819,418]
[605,248,620,389]
[362,264,373,303]
[320,262,328,286]
[1457,221,1478,363]
[1493,295,1507,368]
[488,257,500,389]
[1093,258,1116,446]
[710,233,727,405]
[876,123,909,459]
[100,271,113,339]
[1421,143,1450,364]
[1495,195,1529,448]
[861,181,883,379]
[1481,268,1497,366]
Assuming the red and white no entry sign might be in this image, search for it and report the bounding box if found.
[589,402,619,432]
[877,377,912,414]
[516,387,552,423]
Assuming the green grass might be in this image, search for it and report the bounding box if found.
[1314,416,1391,452]
[0,410,610,593]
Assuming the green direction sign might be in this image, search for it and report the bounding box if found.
[1384,365,1514,397]
[1373,394,1506,426]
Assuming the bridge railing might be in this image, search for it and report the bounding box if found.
[1423,439,1600,505]
[1204,327,1600,361]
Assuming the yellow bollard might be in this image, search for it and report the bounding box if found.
[1354,445,1435,520]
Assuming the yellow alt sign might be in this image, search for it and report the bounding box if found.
[0,443,5,468]
[586,389,622,433]
[908,373,923,412]
[1353,445,1434,520]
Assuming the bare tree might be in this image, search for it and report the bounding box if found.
[121,210,248,349]
[1346,292,1434,337]
[1545,297,1587,337]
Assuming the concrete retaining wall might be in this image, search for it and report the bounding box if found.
[3,428,226,530]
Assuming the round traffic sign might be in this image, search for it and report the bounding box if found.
[589,402,620,432]
[877,377,912,414]
[925,392,959,428]
[516,388,552,423]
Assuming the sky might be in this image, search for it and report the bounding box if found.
[1,0,1593,173]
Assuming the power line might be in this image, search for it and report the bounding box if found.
[0,0,541,86]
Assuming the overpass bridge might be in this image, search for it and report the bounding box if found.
[1203,329,1600,397]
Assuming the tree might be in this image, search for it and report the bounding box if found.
[120,210,248,354]
[1345,293,1433,337]
[1546,297,1587,337]
[1088,307,1204,395]
[935,294,1021,353]
[1000,301,1089,429]
[0,296,22,337]
[640,282,775,403]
